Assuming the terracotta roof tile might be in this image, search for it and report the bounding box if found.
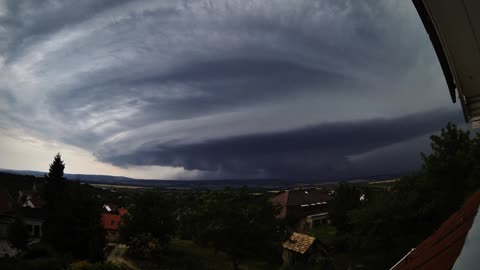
[101,208,128,230]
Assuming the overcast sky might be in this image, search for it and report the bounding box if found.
[0,0,465,180]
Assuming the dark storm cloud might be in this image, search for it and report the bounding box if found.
[103,109,464,178]
[0,0,130,61]
[50,58,348,126]
[0,0,462,179]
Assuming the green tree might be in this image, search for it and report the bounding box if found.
[43,153,68,251]
[127,233,160,259]
[120,190,176,251]
[185,188,281,270]
[421,122,473,216]
[328,182,361,233]
[44,153,66,210]
[342,123,479,269]
[66,182,106,261]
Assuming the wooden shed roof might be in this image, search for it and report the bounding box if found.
[282,232,316,254]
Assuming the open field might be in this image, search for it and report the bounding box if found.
[90,183,153,190]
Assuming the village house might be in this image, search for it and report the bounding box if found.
[19,207,47,240]
[15,183,46,241]
[101,203,128,244]
[17,184,46,209]
[0,184,48,258]
[272,188,332,230]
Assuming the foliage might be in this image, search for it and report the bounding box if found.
[8,217,29,250]
[0,172,40,196]
[148,239,278,270]
[22,242,57,259]
[328,183,361,233]
[44,153,66,209]
[180,187,281,269]
[421,123,474,215]
[325,123,480,269]
[42,154,105,261]
[127,233,160,259]
[307,224,337,247]
[120,190,176,251]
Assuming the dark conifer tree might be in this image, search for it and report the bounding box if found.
[44,153,66,209]
[43,153,106,260]
[48,153,65,180]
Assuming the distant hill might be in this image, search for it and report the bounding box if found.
[0,168,407,190]
[0,169,134,182]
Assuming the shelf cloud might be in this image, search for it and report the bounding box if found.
[0,0,464,179]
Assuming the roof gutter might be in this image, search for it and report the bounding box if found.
[411,0,470,124]
[412,0,457,103]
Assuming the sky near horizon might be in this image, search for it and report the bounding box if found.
[0,0,465,180]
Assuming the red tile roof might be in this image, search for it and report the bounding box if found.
[101,208,128,230]
[391,190,480,270]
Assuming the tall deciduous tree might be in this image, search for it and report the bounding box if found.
[421,123,474,218]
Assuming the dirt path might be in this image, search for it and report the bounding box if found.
[106,244,140,270]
